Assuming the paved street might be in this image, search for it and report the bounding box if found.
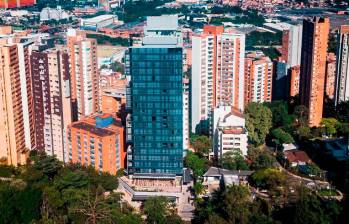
[178,182,195,221]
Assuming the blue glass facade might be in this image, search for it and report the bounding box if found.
[130,47,183,174]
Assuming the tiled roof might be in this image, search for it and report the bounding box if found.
[284,150,311,163]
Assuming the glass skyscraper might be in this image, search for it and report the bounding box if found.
[127,15,184,174]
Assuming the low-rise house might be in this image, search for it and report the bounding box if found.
[284,149,312,167]
[203,167,253,194]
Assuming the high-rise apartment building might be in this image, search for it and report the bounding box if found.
[274,23,302,101]
[67,29,99,120]
[244,51,273,104]
[335,25,349,105]
[127,15,184,174]
[0,44,28,165]
[281,24,303,68]
[30,48,72,161]
[300,17,329,127]
[11,39,36,151]
[289,66,300,97]
[67,114,125,175]
[191,25,245,133]
[0,0,36,8]
[325,53,336,99]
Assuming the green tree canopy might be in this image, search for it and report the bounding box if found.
[244,103,273,146]
[143,196,183,224]
[293,105,309,126]
[251,168,286,195]
[265,101,294,128]
[219,150,249,170]
[320,117,340,137]
[190,135,212,157]
[248,147,276,170]
[271,128,294,147]
[0,152,141,224]
[293,187,341,224]
[185,151,208,179]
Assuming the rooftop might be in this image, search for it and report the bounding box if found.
[284,150,311,163]
[203,167,254,177]
[146,15,178,31]
[223,107,244,120]
[81,14,117,24]
[70,114,122,137]
[97,45,126,58]
[133,173,177,180]
[71,122,116,137]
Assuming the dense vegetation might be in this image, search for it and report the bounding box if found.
[86,34,129,46]
[0,151,139,223]
[209,8,265,27]
[0,151,186,224]
[193,184,343,224]
[120,0,176,23]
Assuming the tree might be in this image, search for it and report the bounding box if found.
[293,105,309,126]
[185,151,208,179]
[336,101,349,122]
[69,187,118,224]
[307,164,321,177]
[320,118,340,137]
[143,196,183,224]
[296,125,311,139]
[0,151,144,224]
[271,128,294,149]
[252,168,286,195]
[190,135,212,157]
[293,187,331,224]
[218,185,252,224]
[248,147,276,170]
[110,61,125,73]
[265,101,294,128]
[244,103,273,146]
[220,150,249,170]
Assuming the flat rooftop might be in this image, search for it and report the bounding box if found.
[146,15,178,31]
[71,122,118,137]
[82,14,117,24]
[97,45,126,58]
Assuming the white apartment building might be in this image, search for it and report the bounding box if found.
[67,29,99,119]
[285,24,302,68]
[212,106,248,159]
[191,25,245,134]
[335,25,349,105]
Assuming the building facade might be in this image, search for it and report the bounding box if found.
[244,51,273,104]
[299,17,329,127]
[0,44,28,165]
[191,25,245,133]
[13,40,36,151]
[212,106,248,159]
[67,29,99,120]
[335,25,349,105]
[325,53,336,99]
[281,24,303,68]
[0,0,36,8]
[289,65,300,97]
[30,48,72,161]
[67,114,125,175]
[128,15,184,174]
[275,23,302,101]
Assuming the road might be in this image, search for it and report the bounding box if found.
[178,183,195,221]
